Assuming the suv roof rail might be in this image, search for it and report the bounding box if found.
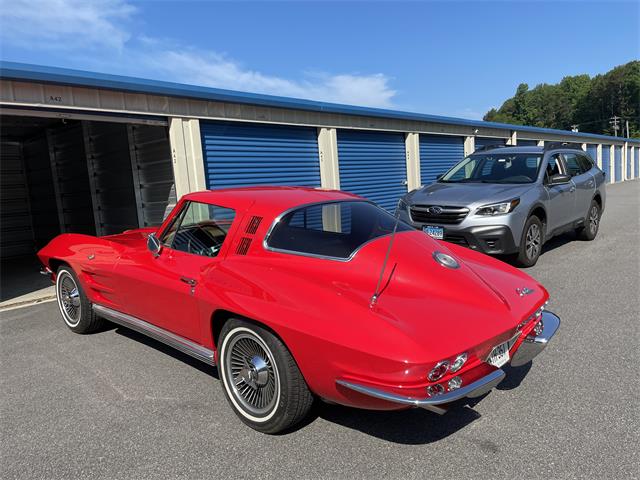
[544,142,584,152]
[473,144,507,152]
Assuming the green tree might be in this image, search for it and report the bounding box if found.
[484,61,639,138]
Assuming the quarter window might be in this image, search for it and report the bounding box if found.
[563,153,584,177]
[161,201,235,257]
[577,154,594,173]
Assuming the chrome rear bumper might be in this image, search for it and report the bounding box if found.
[336,311,560,415]
[510,311,560,367]
[336,368,506,415]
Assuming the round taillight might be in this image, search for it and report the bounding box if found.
[533,319,544,336]
[427,384,445,397]
[428,361,449,382]
[448,376,462,391]
[449,353,467,373]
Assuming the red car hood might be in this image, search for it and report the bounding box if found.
[102,227,156,248]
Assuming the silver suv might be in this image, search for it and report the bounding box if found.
[396,143,606,266]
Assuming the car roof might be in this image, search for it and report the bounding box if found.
[473,146,544,155]
[183,186,363,215]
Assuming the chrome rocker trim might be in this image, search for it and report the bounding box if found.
[510,310,560,367]
[336,368,506,415]
[92,304,215,365]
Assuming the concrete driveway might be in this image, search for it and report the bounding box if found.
[1,180,638,480]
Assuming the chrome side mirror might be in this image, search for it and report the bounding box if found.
[147,233,162,257]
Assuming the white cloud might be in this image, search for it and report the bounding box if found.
[0,0,135,50]
[145,49,396,108]
[0,0,397,108]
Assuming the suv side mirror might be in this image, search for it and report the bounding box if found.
[147,233,162,257]
[548,173,572,186]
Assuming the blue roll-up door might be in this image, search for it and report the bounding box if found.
[419,134,465,186]
[614,146,622,182]
[626,146,632,180]
[586,144,598,163]
[602,146,611,183]
[201,121,321,189]
[337,130,407,211]
[475,137,506,150]
[517,139,538,146]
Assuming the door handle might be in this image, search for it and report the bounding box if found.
[180,277,197,286]
[569,186,576,193]
[587,180,594,187]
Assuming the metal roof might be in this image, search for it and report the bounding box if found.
[1,61,638,144]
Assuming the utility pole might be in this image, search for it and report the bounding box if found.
[626,120,630,138]
[571,124,579,132]
[609,116,620,136]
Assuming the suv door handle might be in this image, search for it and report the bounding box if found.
[587,180,594,187]
[569,186,576,193]
[180,277,197,286]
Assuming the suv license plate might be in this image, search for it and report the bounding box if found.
[423,225,444,240]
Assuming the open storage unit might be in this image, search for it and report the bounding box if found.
[0,114,174,266]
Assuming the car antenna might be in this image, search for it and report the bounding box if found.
[370,211,401,308]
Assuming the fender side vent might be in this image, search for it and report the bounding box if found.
[236,237,252,255]
[245,216,263,234]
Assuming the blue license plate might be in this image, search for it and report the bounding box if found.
[423,225,444,240]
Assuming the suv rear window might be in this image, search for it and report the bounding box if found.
[266,201,412,260]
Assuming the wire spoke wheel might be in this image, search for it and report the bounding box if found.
[57,271,81,326]
[526,223,541,260]
[589,205,599,234]
[224,333,279,417]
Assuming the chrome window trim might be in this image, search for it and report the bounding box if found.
[262,199,410,263]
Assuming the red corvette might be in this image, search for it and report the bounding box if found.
[38,187,559,433]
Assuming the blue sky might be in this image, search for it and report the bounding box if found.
[1,0,638,119]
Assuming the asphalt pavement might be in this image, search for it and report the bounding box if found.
[1,180,639,480]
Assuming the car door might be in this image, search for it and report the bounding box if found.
[543,153,576,231]
[115,200,236,342]
[563,152,595,222]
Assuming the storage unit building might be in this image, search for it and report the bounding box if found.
[337,130,407,211]
[201,121,321,190]
[614,146,622,182]
[419,134,465,185]
[0,61,638,292]
[602,146,611,183]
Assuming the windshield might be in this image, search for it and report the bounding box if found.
[441,153,543,184]
[266,201,412,260]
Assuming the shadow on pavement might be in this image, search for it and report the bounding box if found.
[497,362,533,390]
[1,255,52,302]
[113,326,219,379]
[312,398,486,444]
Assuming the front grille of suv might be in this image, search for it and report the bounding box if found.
[410,205,470,225]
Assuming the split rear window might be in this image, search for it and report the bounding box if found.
[266,201,412,260]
